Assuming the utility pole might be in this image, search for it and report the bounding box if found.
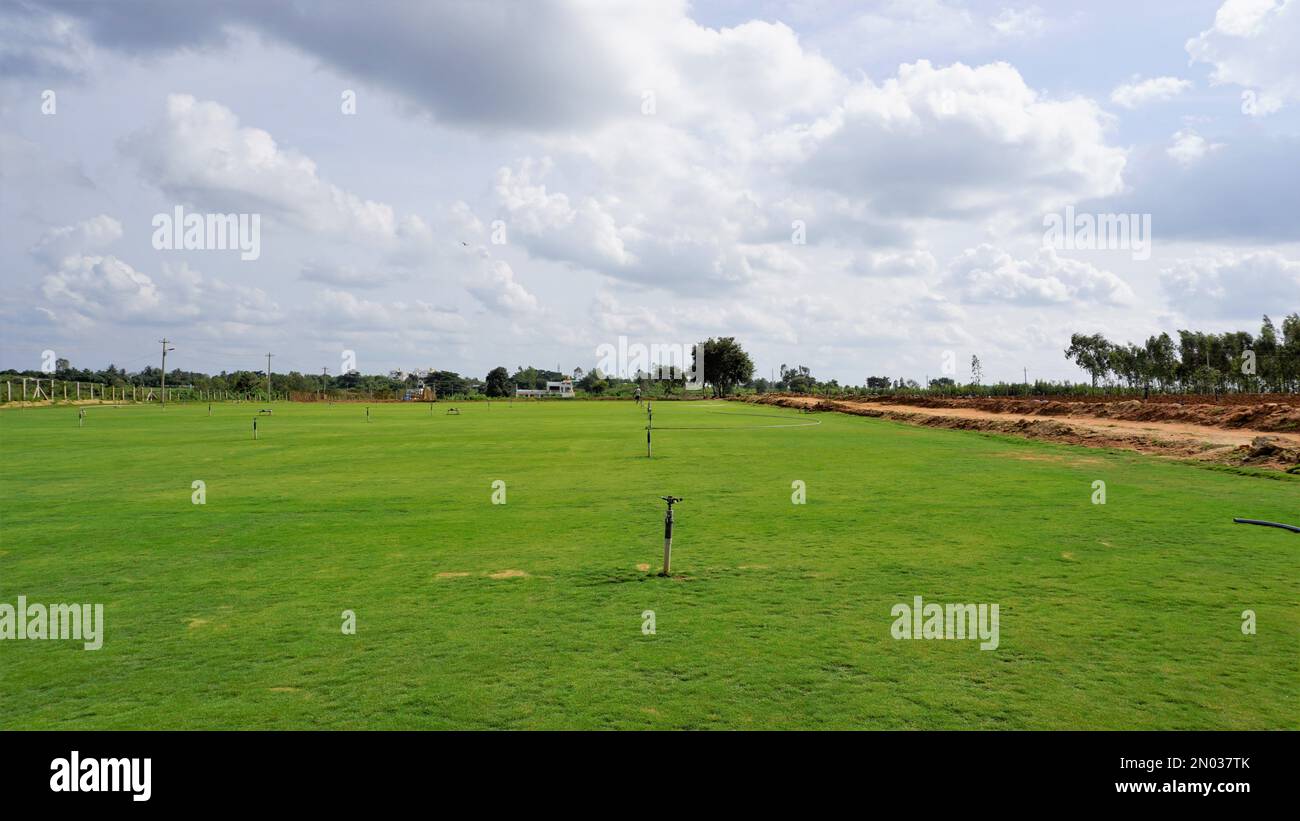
[159,339,173,408]
[265,353,274,402]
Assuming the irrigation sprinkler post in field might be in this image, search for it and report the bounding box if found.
[659,496,682,576]
[253,417,258,440]
[78,408,85,427]
[646,405,653,458]
[366,407,371,423]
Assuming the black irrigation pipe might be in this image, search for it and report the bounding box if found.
[1233,518,1300,534]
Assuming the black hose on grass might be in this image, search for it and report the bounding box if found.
[1233,518,1300,534]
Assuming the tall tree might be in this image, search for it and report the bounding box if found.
[1064,333,1112,388]
[780,364,816,393]
[1144,333,1177,390]
[484,366,512,397]
[696,337,754,397]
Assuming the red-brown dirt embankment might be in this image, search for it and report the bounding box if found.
[743,393,1300,472]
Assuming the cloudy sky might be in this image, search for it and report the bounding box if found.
[2,0,1298,384]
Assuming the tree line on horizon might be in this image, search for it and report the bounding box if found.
[0,337,760,401]
[4,320,1297,401]
[1063,314,1299,394]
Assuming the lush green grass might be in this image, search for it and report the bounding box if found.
[1,399,1296,729]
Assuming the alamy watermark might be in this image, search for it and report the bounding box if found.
[1043,205,1151,261]
[152,206,261,260]
[0,596,104,650]
[891,595,999,650]
[50,752,150,801]
[595,336,704,389]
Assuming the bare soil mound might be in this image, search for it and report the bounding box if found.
[745,394,1300,472]
[867,395,1300,432]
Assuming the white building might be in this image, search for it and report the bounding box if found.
[516,380,575,398]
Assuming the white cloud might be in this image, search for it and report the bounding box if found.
[778,60,1126,218]
[588,291,799,345]
[30,214,122,265]
[123,94,425,251]
[1186,0,1299,115]
[306,289,467,336]
[589,292,675,337]
[10,0,1293,383]
[0,4,96,78]
[1110,75,1192,109]
[30,214,283,329]
[41,254,161,320]
[851,249,938,278]
[464,257,539,316]
[943,244,1134,306]
[299,262,404,289]
[1167,129,1224,166]
[39,252,283,329]
[161,261,283,327]
[989,6,1048,37]
[1161,250,1300,318]
[493,57,1127,298]
[830,1,1048,62]
[494,159,631,272]
[492,150,765,289]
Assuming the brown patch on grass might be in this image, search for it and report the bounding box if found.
[435,572,470,579]
[738,564,769,570]
[185,618,209,629]
[1011,453,1103,466]
[488,569,529,579]
[641,707,661,716]
[268,687,300,693]
[636,563,651,572]
[1060,551,1076,561]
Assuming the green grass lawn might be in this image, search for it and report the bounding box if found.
[1,399,1296,729]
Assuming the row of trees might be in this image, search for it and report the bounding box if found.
[13,318,1293,403]
[1065,314,1300,393]
[755,317,1300,397]
[1,337,762,401]
[0,364,459,400]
